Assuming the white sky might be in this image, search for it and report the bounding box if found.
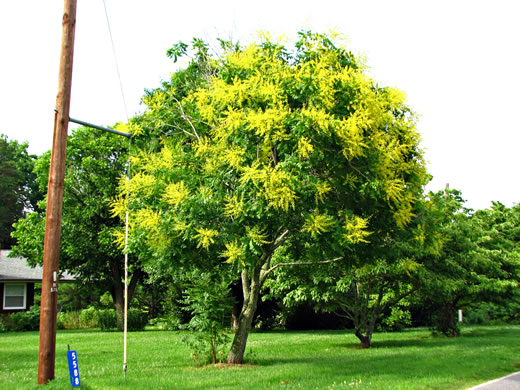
[1,0,519,211]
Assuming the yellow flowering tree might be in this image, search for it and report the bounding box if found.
[114,31,429,363]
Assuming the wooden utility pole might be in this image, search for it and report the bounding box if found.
[38,0,77,384]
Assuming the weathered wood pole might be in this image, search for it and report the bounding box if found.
[38,0,77,384]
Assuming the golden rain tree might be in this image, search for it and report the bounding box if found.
[112,31,429,364]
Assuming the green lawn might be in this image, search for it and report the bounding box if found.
[1,326,519,389]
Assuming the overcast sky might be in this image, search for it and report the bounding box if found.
[1,0,519,211]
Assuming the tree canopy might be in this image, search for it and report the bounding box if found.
[112,31,429,363]
[11,128,143,326]
[416,190,520,335]
[0,134,42,249]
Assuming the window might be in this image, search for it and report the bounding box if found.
[3,284,26,310]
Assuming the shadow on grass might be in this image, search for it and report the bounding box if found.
[334,326,517,350]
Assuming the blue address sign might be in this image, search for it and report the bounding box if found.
[67,350,81,387]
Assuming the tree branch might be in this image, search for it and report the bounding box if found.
[241,268,250,303]
[173,96,200,141]
[263,256,344,282]
[272,229,289,251]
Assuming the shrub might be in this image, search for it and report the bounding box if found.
[98,309,117,331]
[80,306,99,328]
[58,311,82,329]
[56,307,100,329]
[181,271,234,365]
[9,305,40,331]
[127,309,148,331]
[163,310,184,330]
[0,315,11,332]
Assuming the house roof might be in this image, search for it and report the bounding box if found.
[0,250,76,282]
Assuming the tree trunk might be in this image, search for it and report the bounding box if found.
[230,281,242,330]
[110,259,143,331]
[436,302,460,336]
[355,329,372,349]
[351,286,382,349]
[231,303,240,330]
[211,338,217,364]
[227,268,261,364]
[112,285,124,330]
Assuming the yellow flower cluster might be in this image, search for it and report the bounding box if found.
[239,163,297,211]
[301,212,335,238]
[343,215,372,244]
[163,181,189,207]
[223,194,244,219]
[297,136,314,160]
[262,167,297,211]
[221,241,245,266]
[193,228,219,250]
[314,182,332,204]
[246,225,271,245]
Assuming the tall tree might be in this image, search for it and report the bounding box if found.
[11,128,143,326]
[114,31,429,363]
[417,191,520,336]
[0,135,42,249]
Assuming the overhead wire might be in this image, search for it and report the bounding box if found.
[102,0,130,123]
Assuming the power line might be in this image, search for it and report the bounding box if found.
[102,0,129,122]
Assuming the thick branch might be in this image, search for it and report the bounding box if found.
[128,267,144,302]
[272,229,289,251]
[241,268,251,303]
[261,256,344,285]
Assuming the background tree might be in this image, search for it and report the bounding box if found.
[11,127,143,327]
[113,31,429,363]
[417,191,520,336]
[266,248,421,348]
[0,134,42,249]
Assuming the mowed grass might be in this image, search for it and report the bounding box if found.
[1,326,519,389]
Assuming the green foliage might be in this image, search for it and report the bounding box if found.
[162,286,186,330]
[0,135,42,248]
[379,305,412,332]
[98,309,117,331]
[417,191,520,336]
[96,308,148,331]
[1,305,40,332]
[114,30,429,362]
[79,306,99,328]
[57,311,81,330]
[267,249,420,347]
[57,283,106,312]
[57,307,99,329]
[127,308,149,331]
[10,127,145,324]
[181,270,234,365]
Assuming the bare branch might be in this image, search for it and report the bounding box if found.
[263,256,344,280]
[146,115,198,139]
[172,96,200,141]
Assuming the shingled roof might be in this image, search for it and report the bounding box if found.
[0,250,75,282]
